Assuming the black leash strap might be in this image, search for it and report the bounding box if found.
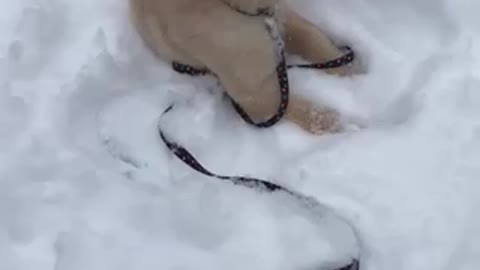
[160,111,286,192]
[161,48,358,270]
[160,105,311,199]
[163,46,354,201]
[161,7,358,270]
[172,46,354,128]
[287,47,355,70]
[158,106,359,270]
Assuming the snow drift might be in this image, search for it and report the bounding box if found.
[1,0,480,270]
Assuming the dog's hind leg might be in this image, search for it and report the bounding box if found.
[167,3,341,134]
[282,8,354,76]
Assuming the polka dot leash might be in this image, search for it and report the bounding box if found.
[162,6,359,270]
[171,45,354,128]
[158,105,360,270]
[287,46,355,70]
[171,62,210,76]
[159,105,297,194]
[230,54,290,128]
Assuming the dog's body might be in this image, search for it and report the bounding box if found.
[129,0,354,134]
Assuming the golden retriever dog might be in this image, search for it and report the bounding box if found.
[129,0,356,134]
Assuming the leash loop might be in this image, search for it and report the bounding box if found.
[160,5,359,270]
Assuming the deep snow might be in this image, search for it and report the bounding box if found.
[1,0,480,269]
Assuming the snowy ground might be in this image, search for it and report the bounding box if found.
[1,0,480,269]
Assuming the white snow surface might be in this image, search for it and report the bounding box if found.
[1,0,480,269]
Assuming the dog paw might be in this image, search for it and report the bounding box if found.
[307,108,343,134]
[307,108,370,135]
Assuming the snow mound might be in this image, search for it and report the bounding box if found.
[1,0,480,270]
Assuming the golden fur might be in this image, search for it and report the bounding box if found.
[129,0,355,134]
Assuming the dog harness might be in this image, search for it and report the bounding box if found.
[158,3,359,270]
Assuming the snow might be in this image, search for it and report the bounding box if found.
[1,0,480,269]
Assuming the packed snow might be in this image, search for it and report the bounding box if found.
[1,0,480,269]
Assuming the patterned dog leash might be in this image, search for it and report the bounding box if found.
[171,46,354,128]
[158,5,359,270]
[160,49,357,270]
